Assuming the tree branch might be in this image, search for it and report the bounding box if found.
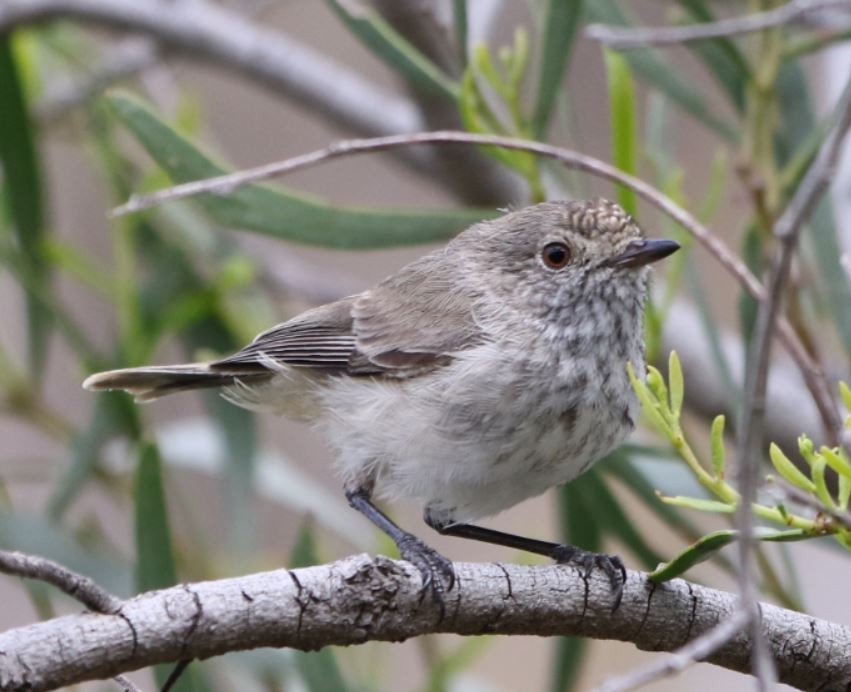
[0,0,422,139]
[0,549,121,615]
[0,554,848,691]
[586,0,851,49]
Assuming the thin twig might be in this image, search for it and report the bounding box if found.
[113,674,143,692]
[585,0,851,49]
[0,549,123,613]
[107,129,841,438]
[0,0,422,140]
[160,660,190,692]
[596,610,750,692]
[735,70,851,692]
[772,482,851,531]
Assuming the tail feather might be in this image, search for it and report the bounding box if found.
[82,363,270,402]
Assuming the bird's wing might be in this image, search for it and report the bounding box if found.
[212,254,483,377]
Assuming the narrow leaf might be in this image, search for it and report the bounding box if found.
[533,0,583,138]
[325,0,458,99]
[134,441,177,591]
[604,49,638,215]
[135,441,203,692]
[667,351,684,418]
[650,528,809,582]
[580,467,664,569]
[452,0,468,66]
[710,415,726,478]
[811,457,838,511]
[289,520,350,692]
[47,392,139,521]
[675,0,749,112]
[840,381,851,412]
[660,496,736,513]
[770,443,817,492]
[108,92,494,249]
[553,477,600,688]
[585,0,737,142]
[0,36,50,378]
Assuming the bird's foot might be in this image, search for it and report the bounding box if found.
[551,544,626,610]
[397,533,455,608]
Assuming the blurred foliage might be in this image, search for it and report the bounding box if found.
[1,1,851,690]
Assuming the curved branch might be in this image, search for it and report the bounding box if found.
[0,554,848,691]
[0,0,422,139]
[586,0,851,49]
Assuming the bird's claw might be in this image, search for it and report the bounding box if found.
[397,534,455,608]
[551,544,626,610]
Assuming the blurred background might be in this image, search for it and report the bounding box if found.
[1,1,851,690]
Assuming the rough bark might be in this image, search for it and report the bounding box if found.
[0,555,848,691]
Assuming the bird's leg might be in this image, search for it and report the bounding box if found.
[424,512,625,609]
[345,487,455,602]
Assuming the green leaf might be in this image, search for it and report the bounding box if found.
[710,415,726,478]
[0,36,50,379]
[135,441,204,692]
[811,456,837,511]
[0,511,131,597]
[604,49,638,215]
[452,0,468,66]
[674,0,749,112]
[550,636,587,692]
[738,223,763,348]
[533,0,583,138]
[659,496,736,513]
[289,519,350,692]
[601,446,713,547]
[667,351,684,418]
[47,391,140,521]
[426,636,493,692]
[134,441,177,591]
[553,477,601,689]
[684,258,739,413]
[840,381,851,412]
[628,363,673,437]
[585,0,737,142]
[769,443,816,492]
[774,64,851,359]
[650,528,809,582]
[580,467,664,569]
[325,0,458,99]
[108,92,494,249]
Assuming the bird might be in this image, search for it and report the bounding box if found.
[84,198,679,607]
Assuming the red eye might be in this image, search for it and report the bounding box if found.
[541,242,571,269]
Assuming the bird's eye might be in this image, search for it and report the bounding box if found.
[541,242,571,270]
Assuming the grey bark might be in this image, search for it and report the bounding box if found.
[0,555,848,691]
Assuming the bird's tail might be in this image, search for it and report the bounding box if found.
[82,363,270,403]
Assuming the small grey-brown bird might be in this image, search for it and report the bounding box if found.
[84,198,679,606]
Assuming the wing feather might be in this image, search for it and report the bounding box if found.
[212,251,484,377]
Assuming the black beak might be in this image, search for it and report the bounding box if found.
[605,238,680,269]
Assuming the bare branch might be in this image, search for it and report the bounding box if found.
[0,549,122,614]
[734,62,851,692]
[105,129,840,437]
[0,0,422,138]
[112,674,143,692]
[1,554,849,691]
[597,610,750,692]
[586,0,851,49]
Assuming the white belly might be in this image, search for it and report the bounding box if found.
[316,341,639,523]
